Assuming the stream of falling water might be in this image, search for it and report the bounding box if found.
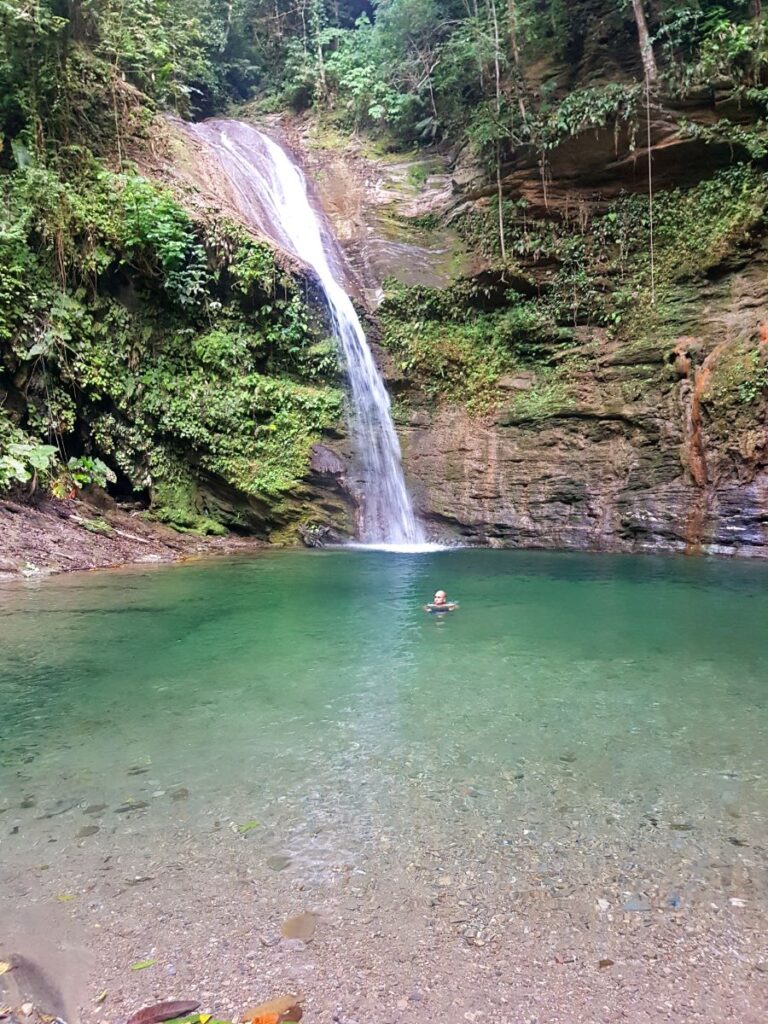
[186,118,427,548]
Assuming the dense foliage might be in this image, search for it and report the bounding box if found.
[0,154,342,529]
[4,3,767,151]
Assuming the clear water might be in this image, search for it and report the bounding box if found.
[186,119,423,545]
[2,549,767,885]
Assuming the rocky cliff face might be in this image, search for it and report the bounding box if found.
[287,98,768,557]
[140,101,767,557]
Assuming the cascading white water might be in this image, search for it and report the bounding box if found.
[186,119,425,548]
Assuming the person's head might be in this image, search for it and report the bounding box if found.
[434,590,447,605]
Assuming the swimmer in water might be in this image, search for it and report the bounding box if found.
[425,590,458,613]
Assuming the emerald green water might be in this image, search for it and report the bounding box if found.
[1,549,767,913]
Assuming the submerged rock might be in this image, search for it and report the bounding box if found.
[622,898,652,913]
[281,912,317,942]
[74,826,99,839]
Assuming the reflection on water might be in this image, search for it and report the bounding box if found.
[1,549,767,899]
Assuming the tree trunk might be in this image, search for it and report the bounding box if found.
[631,0,657,82]
[507,0,528,121]
[488,0,507,263]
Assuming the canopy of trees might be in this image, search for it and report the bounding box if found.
[2,1,767,159]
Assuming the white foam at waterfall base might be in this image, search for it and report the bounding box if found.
[346,541,450,554]
[187,118,426,548]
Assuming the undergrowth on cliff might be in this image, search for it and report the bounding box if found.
[0,160,342,530]
[379,280,571,410]
[705,343,768,413]
[457,164,768,335]
[384,162,768,415]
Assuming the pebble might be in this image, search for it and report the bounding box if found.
[622,898,651,913]
[266,855,292,872]
[75,825,100,839]
[84,804,108,815]
[114,801,149,813]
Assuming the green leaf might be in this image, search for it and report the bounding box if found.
[130,959,157,971]
[237,820,260,835]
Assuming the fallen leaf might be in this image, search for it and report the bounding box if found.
[237,820,260,835]
[242,996,303,1024]
[57,893,76,902]
[95,992,107,1005]
[0,963,11,977]
[130,959,157,971]
[281,912,317,942]
[598,958,615,969]
[127,1001,200,1024]
[198,1015,211,1024]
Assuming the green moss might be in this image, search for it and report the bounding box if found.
[379,280,567,411]
[79,517,113,536]
[458,165,768,337]
[504,365,577,422]
[0,160,344,530]
[705,344,768,413]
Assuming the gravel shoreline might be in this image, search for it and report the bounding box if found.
[0,496,268,582]
[2,776,767,1024]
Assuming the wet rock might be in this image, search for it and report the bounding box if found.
[266,855,292,872]
[20,797,36,810]
[83,804,107,815]
[127,1000,200,1024]
[299,523,346,549]
[622,898,652,913]
[114,800,149,814]
[281,912,317,942]
[75,826,99,839]
[169,788,189,802]
[39,800,79,820]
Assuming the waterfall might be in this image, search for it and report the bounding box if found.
[186,119,425,548]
